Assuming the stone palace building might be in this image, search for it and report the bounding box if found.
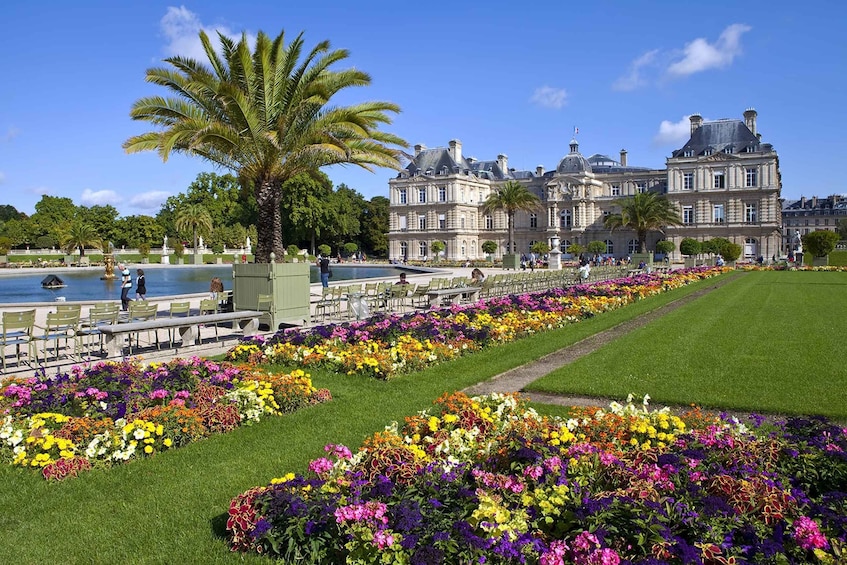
[387,109,782,263]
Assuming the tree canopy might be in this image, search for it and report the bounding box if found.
[603,192,682,253]
[123,28,408,262]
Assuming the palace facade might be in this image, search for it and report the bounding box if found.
[387,109,782,263]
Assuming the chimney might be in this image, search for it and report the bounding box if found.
[536,165,544,176]
[448,139,462,163]
[497,153,508,173]
[689,114,703,136]
[811,196,818,208]
[743,108,758,136]
[800,196,806,208]
[414,143,426,155]
[619,149,628,167]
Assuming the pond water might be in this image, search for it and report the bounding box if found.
[0,264,411,304]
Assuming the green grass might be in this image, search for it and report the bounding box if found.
[527,270,847,419]
[0,270,819,563]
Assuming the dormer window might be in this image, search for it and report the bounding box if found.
[723,146,733,154]
[683,149,694,157]
[704,148,713,156]
[441,166,448,175]
[744,145,756,153]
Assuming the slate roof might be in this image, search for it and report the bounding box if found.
[405,147,466,176]
[556,139,593,174]
[672,119,760,158]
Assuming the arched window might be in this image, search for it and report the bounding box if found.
[461,241,467,256]
[561,239,571,253]
[628,239,639,254]
[560,210,572,228]
[604,239,614,255]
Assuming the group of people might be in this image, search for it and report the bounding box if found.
[117,263,146,311]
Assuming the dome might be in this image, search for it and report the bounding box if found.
[556,139,592,174]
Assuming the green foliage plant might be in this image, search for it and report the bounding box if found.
[481,180,540,254]
[138,243,151,258]
[317,244,331,256]
[655,240,675,256]
[586,240,606,255]
[567,243,585,256]
[803,230,841,257]
[481,240,498,256]
[680,237,701,256]
[603,192,682,253]
[531,241,551,255]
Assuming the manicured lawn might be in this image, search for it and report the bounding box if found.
[527,270,847,420]
[0,271,768,563]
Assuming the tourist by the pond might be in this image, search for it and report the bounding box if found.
[317,254,331,287]
[209,276,224,298]
[395,272,410,285]
[119,263,132,310]
[471,267,485,284]
[135,269,147,300]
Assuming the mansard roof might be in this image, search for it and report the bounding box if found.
[470,160,509,180]
[405,147,466,176]
[556,139,592,174]
[672,119,760,158]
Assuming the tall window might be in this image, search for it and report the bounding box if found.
[713,172,725,189]
[529,213,538,228]
[399,241,407,259]
[636,182,646,193]
[418,214,427,230]
[713,204,725,224]
[561,239,571,253]
[460,214,466,229]
[682,206,694,224]
[438,213,446,230]
[461,241,466,256]
[611,183,620,196]
[604,239,614,254]
[628,239,639,254]
[418,242,427,257]
[683,172,694,190]
[745,203,758,223]
[399,188,407,204]
[746,168,758,187]
[438,186,447,202]
[485,215,493,230]
[560,210,572,228]
[418,188,427,203]
[398,215,407,231]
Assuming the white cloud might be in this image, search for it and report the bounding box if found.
[160,6,252,61]
[653,115,695,146]
[80,189,120,206]
[667,24,751,77]
[530,86,568,109]
[129,191,171,210]
[612,49,659,92]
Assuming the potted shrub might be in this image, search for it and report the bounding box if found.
[172,241,185,264]
[481,240,497,263]
[803,230,840,266]
[655,240,675,264]
[680,237,701,268]
[0,236,10,264]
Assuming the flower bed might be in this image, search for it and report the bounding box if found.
[228,392,847,564]
[0,358,331,480]
[226,268,729,379]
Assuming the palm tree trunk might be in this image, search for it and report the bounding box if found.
[508,213,515,254]
[193,229,198,255]
[255,180,285,263]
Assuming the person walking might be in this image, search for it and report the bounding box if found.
[135,269,147,300]
[317,254,331,287]
[119,263,132,310]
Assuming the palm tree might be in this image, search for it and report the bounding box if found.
[481,180,541,254]
[603,192,682,253]
[175,204,213,257]
[123,29,407,263]
[59,222,99,257]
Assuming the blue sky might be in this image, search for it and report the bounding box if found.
[2,1,844,217]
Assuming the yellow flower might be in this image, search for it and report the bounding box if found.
[144,445,153,454]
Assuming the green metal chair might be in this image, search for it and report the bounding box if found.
[168,301,191,347]
[1,309,37,371]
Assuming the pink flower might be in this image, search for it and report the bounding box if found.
[150,389,169,400]
[308,457,334,476]
[793,516,829,551]
[372,529,394,549]
[324,444,353,460]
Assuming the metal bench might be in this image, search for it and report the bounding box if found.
[426,286,481,307]
[97,310,264,357]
